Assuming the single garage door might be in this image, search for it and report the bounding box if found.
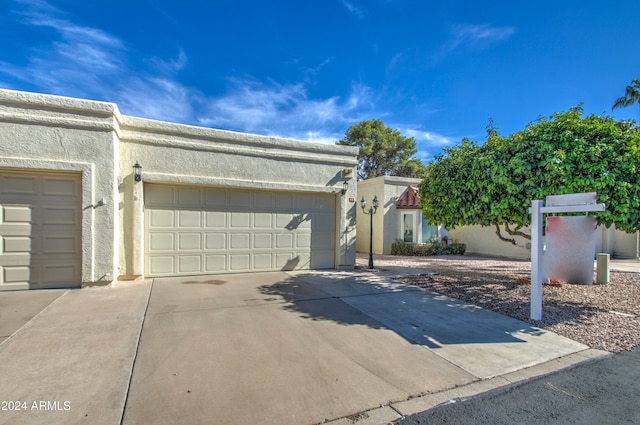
[0,170,82,290]
[144,184,336,277]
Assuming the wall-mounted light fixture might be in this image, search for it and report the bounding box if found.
[341,179,349,195]
[133,161,142,182]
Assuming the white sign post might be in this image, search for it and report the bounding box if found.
[530,192,605,320]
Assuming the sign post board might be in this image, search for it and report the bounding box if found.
[529,192,605,320]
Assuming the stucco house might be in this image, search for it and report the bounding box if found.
[356,176,440,255]
[0,89,358,290]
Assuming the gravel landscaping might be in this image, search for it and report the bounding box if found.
[367,255,640,353]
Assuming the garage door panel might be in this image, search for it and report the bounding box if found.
[313,195,335,211]
[296,233,311,248]
[205,233,226,250]
[0,170,81,290]
[149,256,175,275]
[178,255,202,273]
[230,233,250,249]
[41,235,78,254]
[42,206,78,226]
[205,211,226,228]
[296,193,315,209]
[275,253,291,267]
[276,233,293,249]
[311,251,335,269]
[146,185,176,206]
[253,192,274,209]
[254,213,272,228]
[3,236,32,253]
[150,233,175,251]
[178,210,201,228]
[230,212,250,228]
[312,233,335,250]
[275,193,294,209]
[229,191,250,208]
[314,213,335,229]
[254,233,272,249]
[43,177,78,198]
[230,254,250,271]
[276,213,292,228]
[3,175,38,195]
[3,205,32,223]
[3,266,32,284]
[253,253,272,269]
[205,255,226,272]
[178,233,201,250]
[145,184,336,277]
[150,209,174,227]
[277,253,310,270]
[297,253,311,267]
[179,188,202,206]
[43,263,79,284]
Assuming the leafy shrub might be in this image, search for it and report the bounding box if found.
[447,242,466,255]
[391,239,466,256]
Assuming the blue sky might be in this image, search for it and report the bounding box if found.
[1,0,639,162]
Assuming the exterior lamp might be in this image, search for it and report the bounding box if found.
[341,179,349,195]
[133,161,142,182]
[361,195,379,269]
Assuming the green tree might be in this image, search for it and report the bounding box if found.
[420,107,640,244]
[613,79,640,111]
[337,119,426,180]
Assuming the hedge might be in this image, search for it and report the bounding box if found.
[390,240,466,256]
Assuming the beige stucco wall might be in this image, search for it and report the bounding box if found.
[449,225,532,260]
[356,176,422,255]
[613,229,640,259]
[451,224,637,260]
[0,88,359,285]
[0,89,120,284]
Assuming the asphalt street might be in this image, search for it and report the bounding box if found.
[397,346,640,425]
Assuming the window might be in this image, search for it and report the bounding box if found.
[403,213,414,242]
[421,215,438,243]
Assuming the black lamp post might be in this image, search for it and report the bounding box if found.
[361,195,379,269]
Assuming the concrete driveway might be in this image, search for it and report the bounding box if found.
[0,270,604,425]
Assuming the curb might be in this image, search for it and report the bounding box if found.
[321,348,611,425]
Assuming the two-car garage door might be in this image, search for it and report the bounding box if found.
[144,184,336,277]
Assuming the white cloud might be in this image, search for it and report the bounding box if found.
[5,0,199,122]
[198,79,376,142]
[398,128,458,164]
[403,129,454,147]
[339,0,367,18]
[423,131,454,146]
[433,22,516,61]
[4,0,379,144]
[450,23,516,49]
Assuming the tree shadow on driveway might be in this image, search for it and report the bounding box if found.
[256,270,557,349]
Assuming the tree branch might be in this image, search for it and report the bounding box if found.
[503,223,531,240]
[494,223,517,245]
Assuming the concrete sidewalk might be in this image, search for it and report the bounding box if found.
[0,270,607,425]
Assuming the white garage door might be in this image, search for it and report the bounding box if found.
[144,184,336,277]
[0,170,82,290]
